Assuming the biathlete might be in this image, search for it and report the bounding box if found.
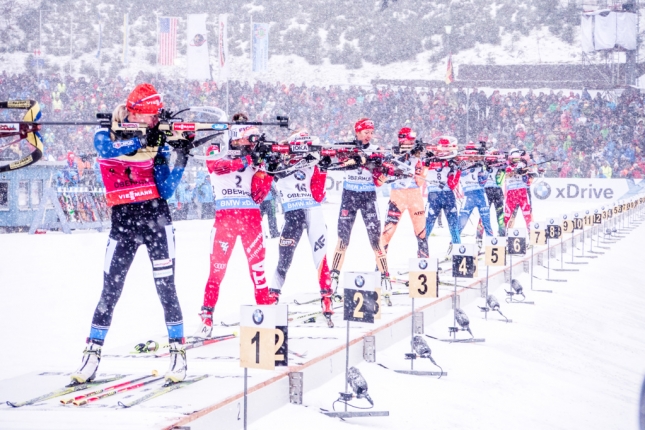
[380,127,429,264]
[424,137,462,249]
[195,114,274,338]
[268,131,335,325]
[72,84,192,384]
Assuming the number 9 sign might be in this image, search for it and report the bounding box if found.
[408,258,438,298]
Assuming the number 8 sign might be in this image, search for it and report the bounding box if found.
[408,258,438,298]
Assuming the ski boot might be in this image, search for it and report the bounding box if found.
[320,289,335,328]
[268,288,281,305]
[330,270,343,302]
[193,306,214,339]
[70,340,102,384]
[381,272,393,307]
[164,342,187,383]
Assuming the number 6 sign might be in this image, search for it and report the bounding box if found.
[408,258,438,298]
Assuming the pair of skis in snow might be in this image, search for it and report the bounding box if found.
[7,373,209,408]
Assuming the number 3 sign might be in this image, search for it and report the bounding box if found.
[408,258,438,298]
[240,305,288,371]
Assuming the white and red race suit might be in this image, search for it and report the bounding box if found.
[202,148,273,308]
[270,165,331,294]
[504,161,532,228]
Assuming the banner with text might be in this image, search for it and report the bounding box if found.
[219,15,229,79]
[252,23,269,73]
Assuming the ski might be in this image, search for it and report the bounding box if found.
[74,375,165,406]
[61,372,158,404]
[117,374,209,408]
[155,334,237,357]
[133,334,237,355]
[6,375,126,408]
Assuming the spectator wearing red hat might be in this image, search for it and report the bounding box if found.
[72,83,193,386]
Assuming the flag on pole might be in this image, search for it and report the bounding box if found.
[219,15,229,79]
[445,55,454,85]
[186,14,210,81]
[158,17,178,66]
[96,14,102,59]
[252,23,269,73]
[122,13,129,64]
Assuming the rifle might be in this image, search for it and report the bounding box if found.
[0,100,289,171]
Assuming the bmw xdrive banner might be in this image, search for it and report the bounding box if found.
[531,178,645,202]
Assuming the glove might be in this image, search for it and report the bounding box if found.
[352,154,366,166]
[146,126,165,147]
[319,155,332,171]
[267,160,280,174]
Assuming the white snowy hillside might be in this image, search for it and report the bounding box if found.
[2,0,643,86]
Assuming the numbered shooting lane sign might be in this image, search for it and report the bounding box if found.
[274,305,288,367]
[561,214,574,234]
[545,217,562,239]
[451,244,478,278]
[484,236,507,266]
[343,272,379,323]
[240,305,287,371]
[408,258,438,298]
[572,212,583,230]
[531,222,547,245]
[583,210,593,227]
[507,228,528,255]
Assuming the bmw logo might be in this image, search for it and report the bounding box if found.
[354,275,365,288]
[459,245,466,254]
[601,206,605,210]
[533,181,551,200]
[491,238,498,245]
[513,229,520,236]
[594,209,598,214]
[533,223,539,229]
[294,170,306,181]
[418,259,428,270]
[549,219,554,224]
[563,215,568,220]
[574,213,579,218]
[585,210,589,215]
[252,309,265,325]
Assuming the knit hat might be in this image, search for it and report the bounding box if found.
[126,83,163,114]
[398,127,416,142]
[355,118,374,133]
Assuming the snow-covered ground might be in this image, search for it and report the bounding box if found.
[251,219,645,430]
[0,194,643,429]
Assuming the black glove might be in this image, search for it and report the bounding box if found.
[146,126,165,147]
[319,155,332,171]
[267,159,280,174]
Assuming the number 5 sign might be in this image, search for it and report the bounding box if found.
[240,305,288,371]
[484,236,506,266]
[408,258,438,298]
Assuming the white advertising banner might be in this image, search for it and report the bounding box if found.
[186,14,210,81]
[531,178,642,202]
[219,15,229,79]
[252,22,270,73]
[325,174,645,203]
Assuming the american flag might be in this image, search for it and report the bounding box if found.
[158,17,178,66]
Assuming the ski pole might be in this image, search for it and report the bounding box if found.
[61,371,158,405]
[73,375,164,406]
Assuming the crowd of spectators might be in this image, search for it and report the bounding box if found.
[2,70,645,179]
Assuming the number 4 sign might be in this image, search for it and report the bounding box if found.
[240,305,288,371]
[451,244,478,278]
[408,258,438,298]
